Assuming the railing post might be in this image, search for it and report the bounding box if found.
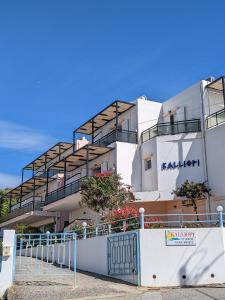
[217,206,224,228]
[122,220,127,231]
[108,224,111,234]
[46,231,50,246]
[139,207,145,229]
[82,222,87,239]
[180,215,183,228]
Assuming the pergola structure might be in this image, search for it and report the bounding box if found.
[73,100,135,148]
[46,143,112,195]
[0,142,72,214]
[206,76,225,106]
[23,142,72,176]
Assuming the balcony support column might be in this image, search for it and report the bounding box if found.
[20,169,24,208]
[73,131,76,152]
[116,101,118,130]
[86,145,89,177]
[91,119,94,143]
[44,153,47,173]
[222,77,225,107]
[9,192,12,213]
[59,144,62,161]
[64,159,67,197]
[46,168,49,196]
[32,163,36,210]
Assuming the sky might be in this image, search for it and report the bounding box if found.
[0,0,225,188]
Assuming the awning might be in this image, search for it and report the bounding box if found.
[50,144,112,170]
[24,142,72,170]
[74,100,135,135]
[206,76,225,91]
[5,175,55,198]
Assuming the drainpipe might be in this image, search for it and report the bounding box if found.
[200,81,211,214]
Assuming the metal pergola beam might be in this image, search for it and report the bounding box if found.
[222,77,225,107]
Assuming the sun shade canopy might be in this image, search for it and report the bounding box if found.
[206,76,225,91]
[5,175,55,198]
[24,142,72,170]
[74,100,135,135]
[50,144,112,170]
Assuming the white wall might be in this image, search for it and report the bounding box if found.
[138,132,205,200]
[140,138,158,192]
[77,233,138,284]
[116,142,137,185]
[137,98,161,137]
[156,132,205,199]
[205,123,225,205]
[0,230,15,297]
[161,82,202,122]
[140,228,225,287]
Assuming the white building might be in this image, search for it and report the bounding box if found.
[1,76,225,231]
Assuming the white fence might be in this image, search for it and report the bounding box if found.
[76,227,225,287]
[139,227,225,287]
[1,227,225,292]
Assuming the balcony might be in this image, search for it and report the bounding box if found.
[0,197,43,223]
[94,130,137,147]
[206,108,225,129]
[141,119,201,143]
[45,178,83,206]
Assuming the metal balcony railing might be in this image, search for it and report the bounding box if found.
[141,119,201,143]
[45,178,83,206]
[94,130,137,147]
[206,108,225,129]
[0,197,43,223]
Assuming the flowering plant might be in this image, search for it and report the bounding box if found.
[144,216,163,229]
[108,206,139,232]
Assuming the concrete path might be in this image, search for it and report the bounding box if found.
[7,256,225,300]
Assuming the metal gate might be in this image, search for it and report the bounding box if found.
[107,232,139,283]
[14,233,76,286]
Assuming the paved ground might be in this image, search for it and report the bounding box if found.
[6,256,225,300]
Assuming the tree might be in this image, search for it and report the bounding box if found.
[172,180,211,221]
[0,188,11,216]
[15,223,42,234]
[80,174,134,216]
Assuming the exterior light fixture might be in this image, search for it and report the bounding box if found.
[139,207,145,214]
[217,206,224,212]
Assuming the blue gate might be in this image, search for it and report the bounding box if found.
[107,232,139,281]
[14,233,76,286]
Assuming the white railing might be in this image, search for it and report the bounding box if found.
[72,206,225,240]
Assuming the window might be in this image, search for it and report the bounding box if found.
[144,158,152,171]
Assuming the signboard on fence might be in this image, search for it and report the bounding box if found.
[165,230,196,246]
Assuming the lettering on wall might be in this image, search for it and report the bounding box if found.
[161,159,200,171]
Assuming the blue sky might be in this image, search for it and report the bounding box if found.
[1,0,225,188]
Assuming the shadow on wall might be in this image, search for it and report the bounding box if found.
[175,133,204,188]
[178,229,225,286]
[131,144,142,192]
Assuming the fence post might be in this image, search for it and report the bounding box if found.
[139,207,145,229]
[46,231,50,245]
[217,206,224,228]
[95,226,98,237]
[108,224,111,234]
[82,222,87,239]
